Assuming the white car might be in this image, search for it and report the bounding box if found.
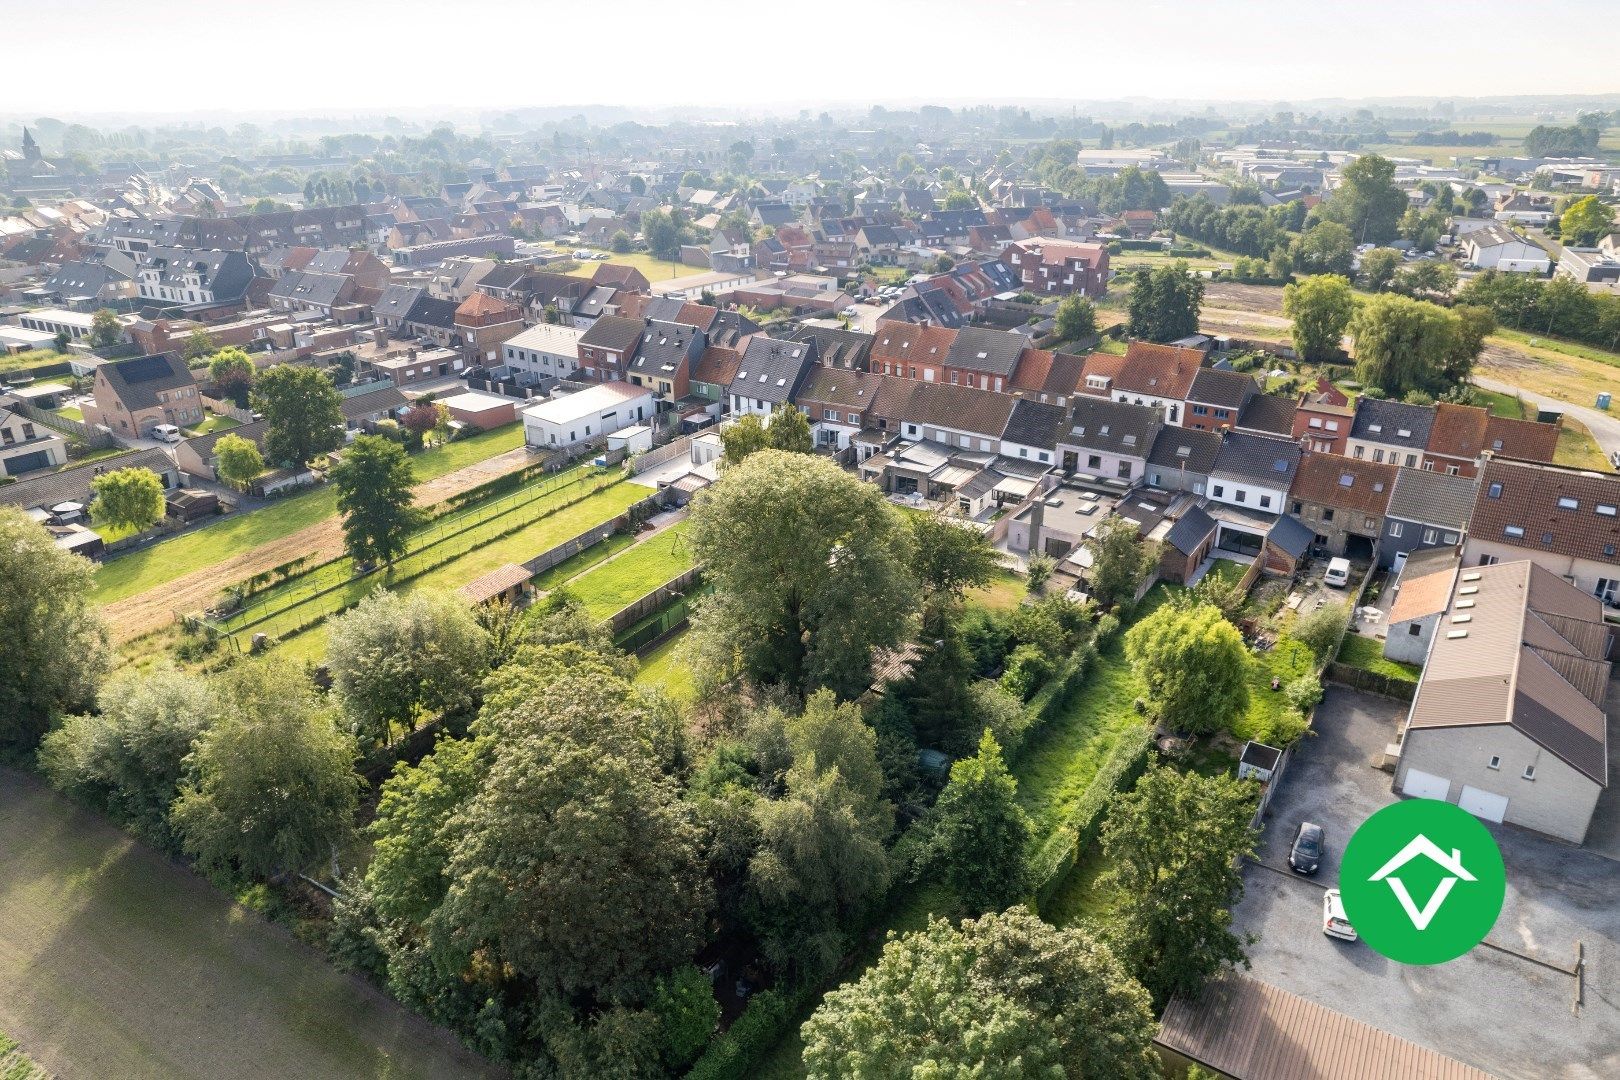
[1323,889,1357,941]
[151,423,183,444]
[841,306,860,317]
[1323,557,1351,588]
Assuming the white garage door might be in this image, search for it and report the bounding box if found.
[1459,785,1509,823]
[1402,769,1451,800]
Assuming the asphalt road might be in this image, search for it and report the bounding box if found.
[1233,688,1620,1080]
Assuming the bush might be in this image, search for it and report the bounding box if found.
[650,966,721,1071]
[1094,612,1121,647]
[1290,601,1349,662]
[960,606,1011,675]
[968,680,1031,757]
[1284,675,1324,714]
[1030,723,1157,908]
[685,988,808,1080]
[999,644,1051,702]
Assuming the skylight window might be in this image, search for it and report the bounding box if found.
[1557,497,1579,510]
[1598,504,1618,517]
[1397,428,1412,438]
[1338,473,1354,487]
[1503,526,1524,539]
[1369,424,1383,433]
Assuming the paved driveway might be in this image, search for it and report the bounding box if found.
[1235,688,1620,1080]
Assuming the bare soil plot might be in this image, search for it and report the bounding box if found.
[102,446,537,643]
[0,768,499,1080]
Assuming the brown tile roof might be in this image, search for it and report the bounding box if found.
[1076,351,1126,396]
[870,320,959,365]
[1426,401,1489,461]
[797,367,883,412]
[874,379,1017,438]
[1290,452,1397,516]
[675,302,719,331]
[1009,348,1086,397]
[1115,341,1202,399]
[1408,559,1609,784]
[1388,547,1460,623]
[1484,413,1559,463]
[691,345,742,387]
[1157,972,1496,1080]
[1469,457,1620,565]
[454,291,520,319]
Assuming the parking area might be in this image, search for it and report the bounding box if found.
[1235,687,1620,1080]
[1582,678,1620,861]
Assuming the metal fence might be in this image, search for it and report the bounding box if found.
[615,582,710,654]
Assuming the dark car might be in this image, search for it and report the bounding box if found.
[1290,821,1325,875]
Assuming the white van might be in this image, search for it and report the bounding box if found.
[152,424,183,444]
[1323,557,1351,588]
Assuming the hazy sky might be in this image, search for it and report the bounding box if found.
[7,0,1616,116]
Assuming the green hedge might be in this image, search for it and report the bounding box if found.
[685,986,813,1080]
[1031,723,1156,911]
[1025,639,1098,732]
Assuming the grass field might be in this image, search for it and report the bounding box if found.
[966,569,1027,612]
[563,247,696,285]
[0,768,497,1080]
[634,630,696,703]
[1337,632,1421,682]
[54,405,82,422]
[1556,418,1611,471]
[185,414,240,436]
[1471,386,1526,419]
[567,519,696,622]
[90,425,525,605]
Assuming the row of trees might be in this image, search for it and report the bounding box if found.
[1459,269,1620,348]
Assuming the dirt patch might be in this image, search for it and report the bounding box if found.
[102,446,536,643]
[1204,282,1287,315]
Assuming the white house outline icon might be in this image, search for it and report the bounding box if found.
[1368,834,1476,931]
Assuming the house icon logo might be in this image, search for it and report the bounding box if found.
[1367,835,1476,931]
[1340,800,1506,965]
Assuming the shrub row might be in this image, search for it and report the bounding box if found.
[1031,722,1157,911]
[684,985,814,1080]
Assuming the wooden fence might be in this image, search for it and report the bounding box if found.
[606,566,703,634]
[11,400,118,448]
[1324,662,1417,702]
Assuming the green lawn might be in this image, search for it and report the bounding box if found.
[1233,640,1316,745]
[564,247,697,285]
[633,630,696,704]
[1555,418,1611,471]
[1200,557,1249,590]
[966,569,1027,612]
[530,530,640,591]
[1471,386,1526,419]
[54,405,83,421]
[185,414,239,436]
[90,424,524,605]
[0,768,498,1080]
[567,519,696,622]
[1337,633,1421,682]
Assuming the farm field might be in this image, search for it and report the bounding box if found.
[0,768,497,1080]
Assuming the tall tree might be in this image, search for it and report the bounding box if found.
[430,673,710,1002]
[365,735,483,925]
[765,406,813,453]
[0,507,109,749]
[1357,247,1403,292]
[1054,294,1098,342]
[718,413,769,465]
[802,909,1158,1079]
[1126,262,1204,342]
[1290,221,1355,277]
[748,691,893,978]
[171,658,361,880]
[89,466,166,533]
[1100,764,1257,1005]
[1124,602,1250,735]
[687,451,917,697]
[1282,273,1357,363]
[932,730,1031,914]
[253,364,344,466]
[909,512,997,599]
[1316,153,1405,244]
[183,328,217,362]
[326,589,490,747]
[1349,292,1480,395]
[207,346,255,407]
[1084,517,1159,609]
[1559,195,1614,247]
[88,307,122,348]
[213,433,264,490]
[39,666,217,849]
[331,434,423,565]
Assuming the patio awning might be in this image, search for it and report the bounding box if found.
[992,475,1038,499]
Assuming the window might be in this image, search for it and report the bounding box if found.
[1487,755,1501,770]
[1212,485,1224,498]
[1504,525,1525,539]
[1446,464,1460,475]
[1423,527,1438,543]
[1235,489,1246,504]
[1522,764,1536,781]
[1443,531,1459,544]
[1087,454,1101,470]
[1557,497,1579,510]
[1405,454,1417,467]
[1372,449,1385,463]
[1308,417,1322,429]
[1291,501,1303,514]
[1260,495,1272,509]
[1365,517,1377,530]
[1487,483,1503,499]
[1409,624,1423,637]
[1352,445,1364,459]
[1389,522,1404,537]
[1598,504,1618,518]
[1117,461,1132,479]
[1322,508,1334,522]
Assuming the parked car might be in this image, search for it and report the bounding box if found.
[1322,889,1357,941]
[1323,557,1351,588]
[1289,821,1325,875]
[152,423,183,444]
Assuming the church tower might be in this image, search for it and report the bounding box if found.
[21,127,42,162]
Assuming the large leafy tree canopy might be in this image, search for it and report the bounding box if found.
[1314,153,1405,244]
[89,466,166,532]
[802,908,1159,1079]
[253,364,344,466]
[1126,261,1204,343]
[1124,602,1250,735]
[331,434,423,565]
[1282,273,1357,363]
[686,451,918,698]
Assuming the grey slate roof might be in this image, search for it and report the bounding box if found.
[1062,397,1163,458]
[1002,398,1067,451]
[1384,467,1479,529]
[0,447,177,511]
[729,336,817,404]
[269,270,348,308]
[1212,430,1302,485]
[375,284,424,319]
[628,320,701,379]
[1236,393,1297,435]
[403,294,459,329]
[1187,367,1258,409]
[1350,398,1435,450]
[946,326,1025,377]
[579,314,645,354]
[1268,514,1316,558]
[790,324,873,370]
[1147,425,1222,475]
[1164,505,1218,555]
[99,352,195,411]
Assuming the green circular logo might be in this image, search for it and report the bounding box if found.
[1339,799,1506,965]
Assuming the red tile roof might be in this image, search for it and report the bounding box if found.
[1115,341,1202,399]
[1290,451,1398,515]
[1470,457,1620,564]
[871,320,959,365]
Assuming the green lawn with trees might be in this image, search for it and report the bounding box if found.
[89,424,524,605]
[566,520,695,622]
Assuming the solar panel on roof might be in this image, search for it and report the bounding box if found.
[116,355,174,383]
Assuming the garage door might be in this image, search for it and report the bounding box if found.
[1459,785,1509,823]
[1402,769,1451,800]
